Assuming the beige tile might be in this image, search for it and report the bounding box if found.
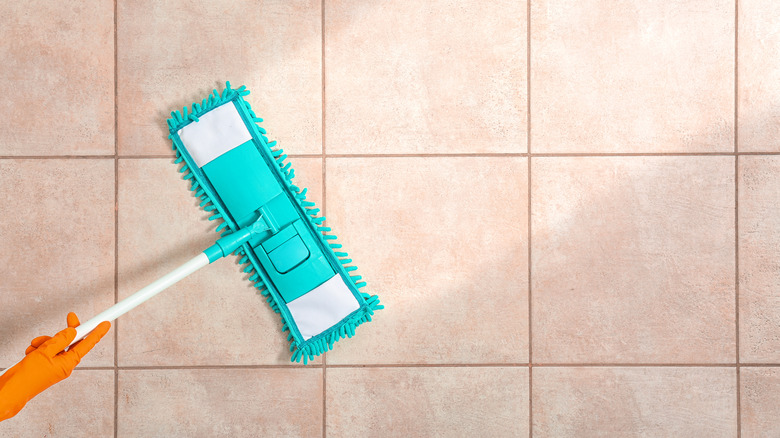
[0,2,114,155]
[738,156,780,362]
[0,370,114,436]
[327,367,528,438]
[118,368,322,437]
[533,367,737,437]
[531,0,734,153]
[532,157,735,363]
[0,160,115,367]
[741,367,780,437]
[117,0,321,156]
[117,158,322,366]
[325,157,528,364]
[325,1,526,154]
[739,0,780,152]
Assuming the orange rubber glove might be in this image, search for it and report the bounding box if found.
[0,313,110,422]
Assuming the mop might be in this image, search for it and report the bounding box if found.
[2,82,382,372]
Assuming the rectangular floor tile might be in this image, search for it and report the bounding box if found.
[117,0,321,155]
[327,367,528,438]
[325,0,526,154]
[532,157,735,363]
[531,0,734,153]
[0,2,114,155]
[738,156,780,362]
[325,157,528,364]
[117,158,322,366]
[0,159,115,367]
[118,368,322,437]
[741,367,780,437]
[738,0,780,152]
[533,367,737,437]
[0,370,114,436]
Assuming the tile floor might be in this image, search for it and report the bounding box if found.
[0,1,779,437]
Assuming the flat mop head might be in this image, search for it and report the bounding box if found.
[166,82,382,363]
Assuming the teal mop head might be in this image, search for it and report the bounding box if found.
[166,82,382,364]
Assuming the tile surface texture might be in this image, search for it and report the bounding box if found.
[118,368,322,437]
[738,0,780,151]
[0,1,114,155]
[531,0,734,153]
[0,370,114,437]
[741,367,780,437]
[739,156,780,362]
[532,157,735,363]
[532,367,737,437]
[327,367,528,437]
[117,0,321,155]
[325,157,529,364]
[0,160,115,367]
[325,0,527,154]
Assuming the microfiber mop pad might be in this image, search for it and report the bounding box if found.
[166,82,383,363]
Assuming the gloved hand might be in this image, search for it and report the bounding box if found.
[0,313,110,422]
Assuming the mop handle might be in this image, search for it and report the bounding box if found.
[0,253,210,378]
[0,216,268,377]
[71,253,210,345]
[71,215,269,344]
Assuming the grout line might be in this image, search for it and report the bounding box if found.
[528,366,533,436]
[735,0,740,157]
[734,151,780,155]
[530,152,737,157]
[526,0,532,364]
[324,152,529,158]
[113,161,119,435]
[321,0,327,162]
[8,151,780,161]
[116,154,175,159]
[526,0,532,435]
[322,366,327,438]
[305,152,772,158]
[531,363,747,368]
[736,154,742,438]
[321,2,327,437]
[14,362,780,373]
[733,363,780,367]
[527,149,534,437]
[115,154,323,159]
[113,0,119,436]
[735,1,741,436]
[113,368,119,437]
[127,363,533,369]
[322,363,747,368]
[0,155,116,159]
[106,364,321,370]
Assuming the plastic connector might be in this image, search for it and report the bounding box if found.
[203,214,270,263]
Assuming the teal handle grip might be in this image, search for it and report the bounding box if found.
[204,214,270,263]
